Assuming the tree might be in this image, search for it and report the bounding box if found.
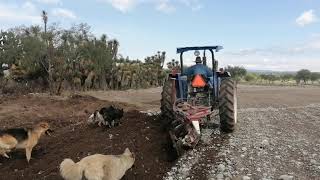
[225,66,247,82]
[295,69,311,84]
[244,73,256,82]
[259,74,278,84]
[1,11,169,93]
[310,72,320,84]
[42,10,54,94]
[280,73,294,83]
[0,31,24,65]
[20,26,47,78]
[268,74,278,84]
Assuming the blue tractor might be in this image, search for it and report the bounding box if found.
[160,46,237,156]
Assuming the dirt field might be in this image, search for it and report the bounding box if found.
[0,85,320,180]
[165,85,320,180]
[0,94,172,180]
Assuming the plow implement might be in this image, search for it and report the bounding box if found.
[169,102,212,156]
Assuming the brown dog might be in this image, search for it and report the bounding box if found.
[0,122,52,162]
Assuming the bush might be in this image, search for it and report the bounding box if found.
[244,73,256,82]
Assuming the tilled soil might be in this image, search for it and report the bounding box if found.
[0,94,172,180]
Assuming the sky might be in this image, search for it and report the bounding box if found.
[0,0,320,71]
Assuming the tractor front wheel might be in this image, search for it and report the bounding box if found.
[219,78,237,133]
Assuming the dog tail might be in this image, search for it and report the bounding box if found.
[60,158,83,180]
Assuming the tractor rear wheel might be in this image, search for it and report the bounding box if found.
[219,78,237,133]
[160,78,175,124]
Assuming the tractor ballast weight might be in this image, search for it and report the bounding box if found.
[161,46,237,156]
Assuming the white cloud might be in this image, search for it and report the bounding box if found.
[0,2,41,26]
[101,0,202,13]
[22,1,36,12]
[35,0,62,5]
[179,0,202,11]
[305,35,320,49]
[52,8,77,19]
[156,0,176,13]
[296,9,318,27]
[220,34,320,71]
[106,0,137,13]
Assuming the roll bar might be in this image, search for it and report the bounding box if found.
[177,46,223,74]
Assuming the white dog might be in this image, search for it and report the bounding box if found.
[87,110,106,127]
[87,106,124,128]
[60,148,135,180]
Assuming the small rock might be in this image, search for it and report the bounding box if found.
[302,150,308,155]
[181,168,188,173]
[278,175,294,180]
[311,159,317,165]
[226,159,232,165]
[217,164,226,172]
[216,173,224,179]
[224,171,232,178]
[261,139,269,147]
[312,153,317,158]
[295,161,303,167]
[167,177,173,180]
[242,175,250,180]
[242,147,247,151]
[257,167,261,172]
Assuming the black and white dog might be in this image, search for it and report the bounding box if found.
[87,105,124,128]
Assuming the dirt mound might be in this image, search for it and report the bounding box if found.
[0,95,174,179]
[69,94,99,101]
